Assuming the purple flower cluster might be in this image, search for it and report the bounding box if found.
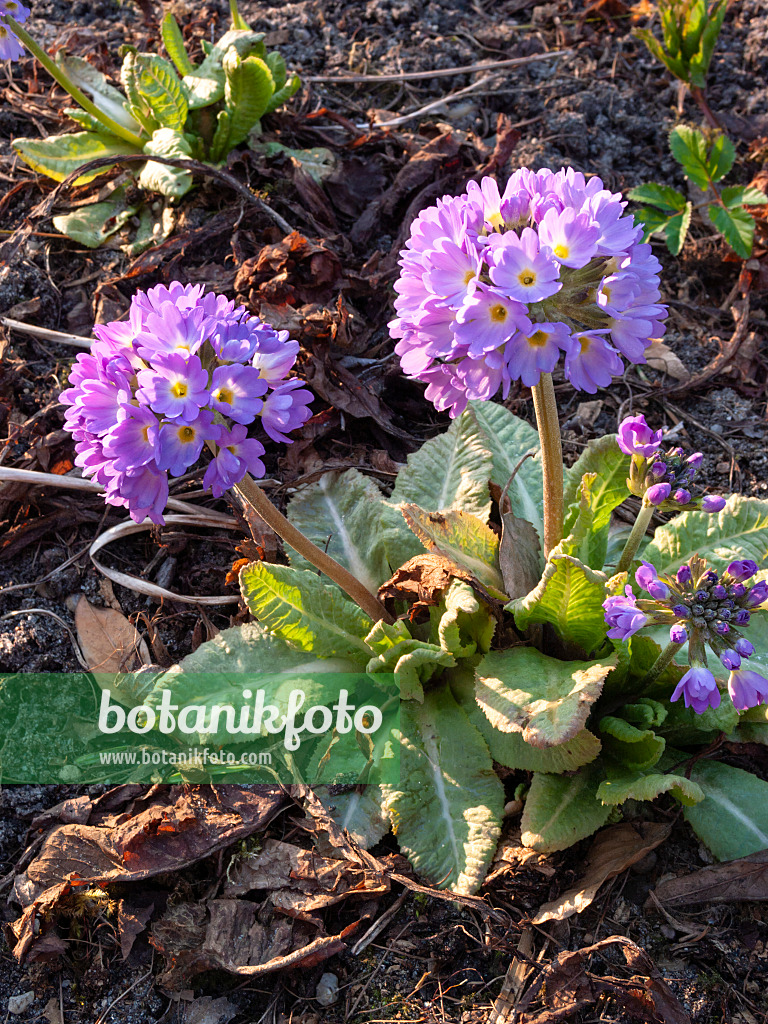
[603,555,768,713]
[61,283,312,524]
[619,413,725,515]
[0,1,29,60]
[389,168,667,415]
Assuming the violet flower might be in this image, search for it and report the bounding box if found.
[671,666,721,713]
[617,414,663,458]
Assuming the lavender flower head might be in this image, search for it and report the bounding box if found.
[604,554,768,712]
[61,283,312,524]
[619,413,725,515]
[0,1,30,61]
[390,168,667,415]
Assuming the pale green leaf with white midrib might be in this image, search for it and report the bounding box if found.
[521,765,611,852]
[401,505,506,595]
[684,759,768,860]
[12,132,142,185]
[469,709,601,773]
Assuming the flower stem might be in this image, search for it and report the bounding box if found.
[7,17,146,148]
[531,373,563,558]
[640,640,683,688]
[615,502,654,576]
[233,472,394,625]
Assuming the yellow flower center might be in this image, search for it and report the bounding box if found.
[528,330,549,348]
[170,381,188,398]
[518,270,536,287]
[463,270,476,286]
[178,426,196,443]
[487,211,504,230]
[0,25,7,37]
[579,335,592,353]
[602,286,611,303]
[554,244,569,260]
[489,303,508,323]
[141,426,150,442]
[214,386,234,405]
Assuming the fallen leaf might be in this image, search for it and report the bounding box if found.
[646,340,690,381]
[379,553,486,621]
[71,594,150,672]
[181,996,238,1024]
[532,822,671,923]
[651,849,768,907]
[118,898,155,959]
[43,996,64,1024]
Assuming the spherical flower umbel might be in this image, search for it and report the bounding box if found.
[603,554,768,713]
[389,168,667,415]
[61,283,312,524]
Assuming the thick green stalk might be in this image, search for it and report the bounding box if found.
[7,17,145,148]
[639,640,683,688]
[615,502,654,575]
[232,471,394,625]
[531,373,563,557]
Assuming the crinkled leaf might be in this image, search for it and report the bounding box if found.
[521,764,611,852]
[597,762,704,806]
[509,551,609,655]
[56,54,141,134]
[475,646,615,745]
[161,12,195,75]
[286,470,391,593]
[469,710,601,773]
[139,127,194,197]
[221,51,274,150]
[598,715,666,770]
[182,29,266,108]
[708,202,755,259]
[670,124,714,189]
[400,505,506,596]
[239,562,373,664]
[12,132,141,185]
[121,50,159,135]
[469,401,543,536]
[720,184,768,208]
[628,183,689,212]
[135,54,188,130]
[52,185,141,247]
[382,685,503,894]
[563,432,631,567]
[364,620,454,703]
[435,580,496,658]
[684,760,768,861]
[643,495,768,575]
[263,50,287,92]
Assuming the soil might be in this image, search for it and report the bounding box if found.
[1,0,768,1020]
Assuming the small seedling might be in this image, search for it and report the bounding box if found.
[629,125,768,257]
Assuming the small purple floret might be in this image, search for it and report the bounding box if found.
[671,666,721,714]
[617,414,663,458]
[603,586,648,640]
[728,669,768,711]
[646,482,671,506]
[701,495,726,513]
[727,559,759,582]
[670,624,688,644]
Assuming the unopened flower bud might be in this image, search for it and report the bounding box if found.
[650,461,667,478]
[714,621,730,634]
[711,585,726,600]
[721,649,741,670]
[727,559,759,582]
[635,561,658,591]
[735,609,751,626]
[673,604,690,618]
[701,495,726,513]
[735,638,755,657]
[646,482,671,506]
[673,488,691,505]
[676,565,692,585]
[670,624,688,644]
[687,452,703,469]
[647,579,670,600]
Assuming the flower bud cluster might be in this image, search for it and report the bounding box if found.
[0,1,28,60]
[389,168,667,416]
[618,414,725,515]
[61,283,312,525]
[603,555,768,713]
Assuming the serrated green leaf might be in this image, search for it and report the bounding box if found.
[599,715,666,769]
[634,28,688,81]
[469,710,601,772]
[121,50,159,135]
[521,764,611,852]
[56,54,142,135]
[562,434,630,570]
[475,646,615,745]
[161,12,195,76]
[628,183,689,211]
[709,202,755,258]
[509,551,609,655]
[665,201,693,255]
[643,495,768,575]
[318,786,389,848]
[239,561,373,664]
[182,29,266,108]
[382,685,503,893]
[670,124,712,189]
[635,206,678,245]
[720,185,768,208]
[706,132,735,182]
[139,127,193,197]
[12,132,141,185]
[469,401,544,537]
[400,505,506,596]
[135,54,188,130]
[597,762,704,806]
[52,185,141,247]
[684,759,768,860]
[286,470,391,593]
[221,50,274,150]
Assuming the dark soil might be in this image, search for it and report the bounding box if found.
[1,0,768,1019]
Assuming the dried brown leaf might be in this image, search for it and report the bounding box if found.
[118,898,155,959]
[651,849,768,908]
[646,341,690,381]
[71,594,150,672]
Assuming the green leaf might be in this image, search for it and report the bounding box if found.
[286,470,391,593]
[509,552,610,655]
[470,710,601,773]
[382,685,503,893]
[63,108,108,132]
[598,715,666,770]
[597,762,704,806]
[628,183,689,211]
[665,200,693,255]
[135,54,188,131]
[139,127,194,197]
[469,401,543,537]
[680,0,707,61]
[228,0,251,30]
[658,696,740,745]
[693,0,728,85]
[161,12,195,76]
[643,495,768,575]
[251,142,335,182]
[12,132,141,185]
[720,185,768,208]
[562,435,630,570]
[634,28,688,82]
[364,619,455,703]
[669,124,713,189]
[264,50,287,92]
[521,764,612,852]
[239,561,373,664]
[400,505,506,596]
[56,54,142,135]
[706,132,735,182]
[318,786,389,848]
[121,50,159,135]
[709,202,755,259]
[684,760,768,860]
[52,185,141,247]
[474,646,616,745]
[265,72,301,114]
[182,29,266,108]
[634,206,677,247]
[221,50,274,150]
[435,580,496,658]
